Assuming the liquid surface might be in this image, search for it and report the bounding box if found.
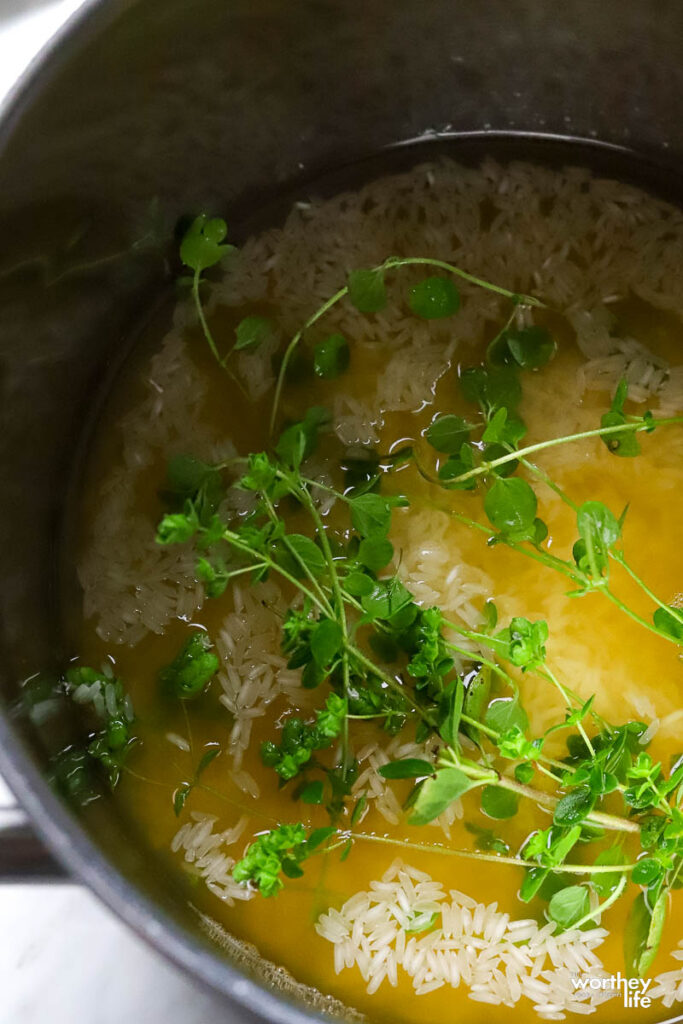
[72,157,683,1022]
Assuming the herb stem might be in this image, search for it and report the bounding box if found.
[270,284,348,435]
[601,587,675,646]
[572,873,628,930]
[540,666,595,756]
[222,528,329,615]
[443,635,519,692]
[440,749,639,834]
[519,457,580,513]
[611,551,683,628]
[383,256,543,307]
[269,256,544,435]
[296,482,354,779]
[262,492,334,617]
[443,418,683,488]
[192,268,222,365]
[346,831,636,874]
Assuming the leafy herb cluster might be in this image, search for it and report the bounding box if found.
[62,216,683,981]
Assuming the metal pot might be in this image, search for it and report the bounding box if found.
[1,1,683,1020]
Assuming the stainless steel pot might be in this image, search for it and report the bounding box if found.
[2,1,683,1020]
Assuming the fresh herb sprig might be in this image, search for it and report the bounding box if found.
[168,222,683,974]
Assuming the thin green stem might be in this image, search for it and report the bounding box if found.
[442,418,683,488]
[440,749,639,834]
[541,666,595,756]
[345,643,435,725]
[269,284,348,435]
[519,457,580,512]
[443,635,519,692]
[269,255,544,435]
[611,551,683,628]
[484,303,520,363]
[297,482,353,778]
[222,528,329,615]
[262,493,334,617]
[384,256,543,307]
[347,831,636,875]
[572,873,628,930]
[413,495,583,584]
[601,587,676,646]
[193,269,222,364]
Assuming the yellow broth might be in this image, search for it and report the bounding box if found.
[71,250,683,1023]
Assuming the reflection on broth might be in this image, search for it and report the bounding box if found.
[67,159,683,1022]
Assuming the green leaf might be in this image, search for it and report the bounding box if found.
[235,315,274,351]
[358,537,394,571]
[425,415,472,454]
[408,276,460,319]
[300,780,324,804]
[307,826,336,852]
[484,695,529,734]
[576,501,621,577]
[281,858,304,878]
[653,606,683,642]
[344,571,375,597]
[156,510,199,546]
[409,767,477,825]
[197,746,221,776]
[520,866,550,902]
[601,412,641,457]
[548,885,590,929]
[285,535,326,578]
[173,783,191,817]
[462,668,491,739]
[624,891,667,978]
[460,365,522,415]
[347,268,387,313]
[505,326,556,370]
[378,758,435,780]
[159,632,219,700]
[601,379,641,458]
[515,762,535,784]
[437,446,477,490]
[481,407,527,447]
[350,795,366,825]
[275,407,330,468]
[361,580,402,621]
[498,727,540,761]
[405,910,440,934]
[310,619,343,668]
[481,785,519,819]
[554,786,595,826]
[440,680,464,748]
[483,600,498,630]
[592,846,625,898]
[350,493,394,538]
[180,214,235,272]
[484,478,537,536]
[464,821,510,855]
[632,858,663,886]
[313,333,350,379]
[493,617,548,670]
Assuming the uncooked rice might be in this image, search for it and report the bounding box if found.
[171,812,255,906]
[316,860,683,1019]
[81,157,683,645]
[79,157,683,1011]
